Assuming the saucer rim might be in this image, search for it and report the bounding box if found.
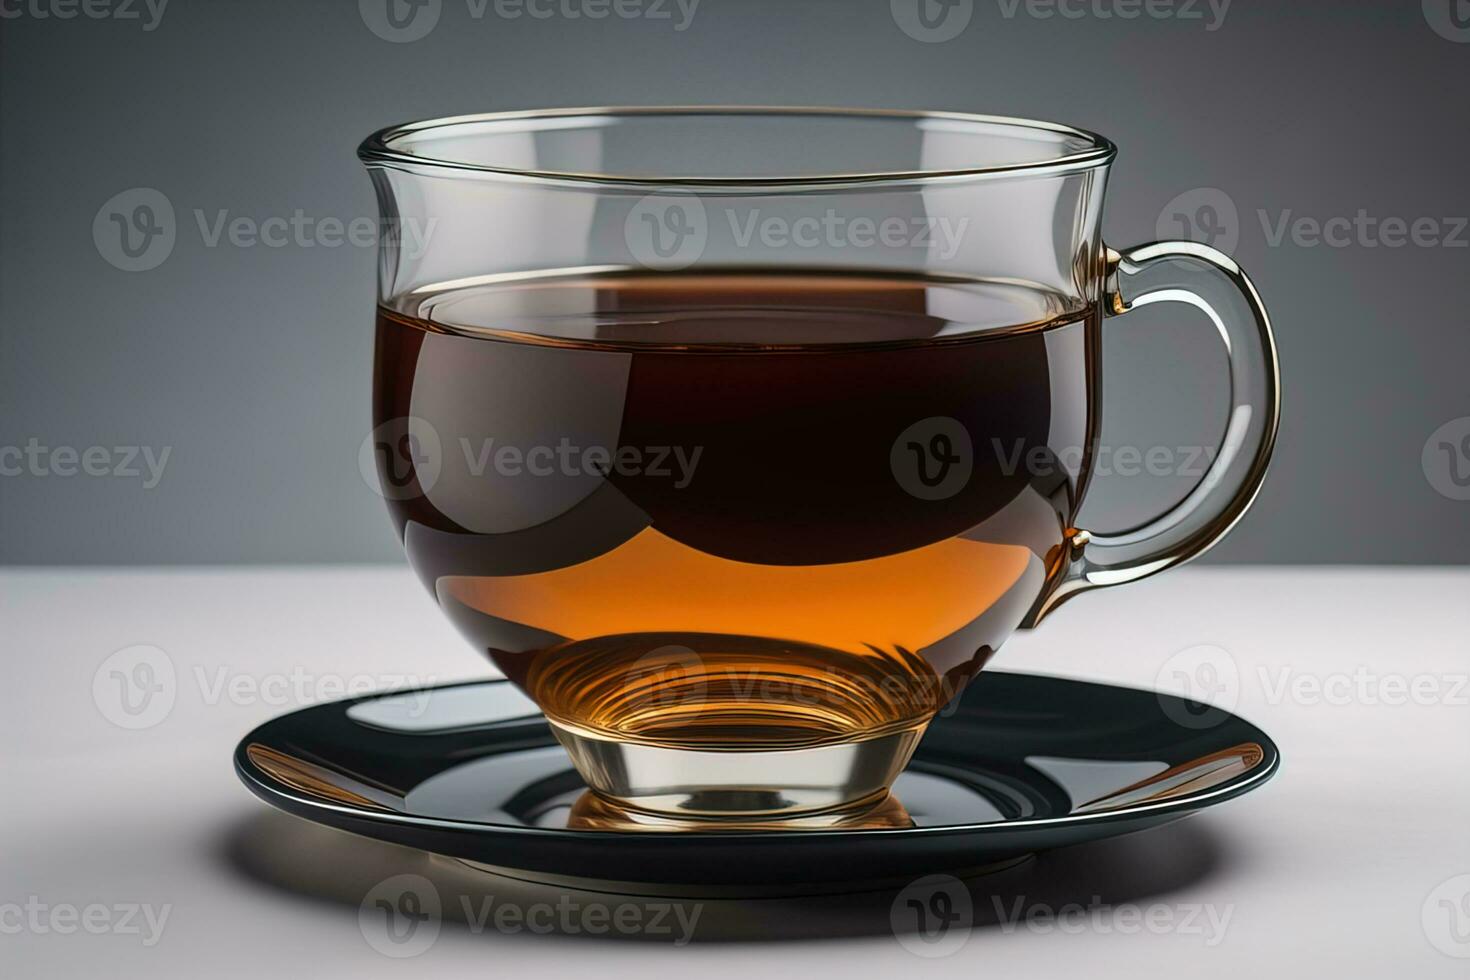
[234,670,1280,842]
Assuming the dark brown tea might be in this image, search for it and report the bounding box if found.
[373,271,1097,749]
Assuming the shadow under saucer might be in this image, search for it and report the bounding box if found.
[216,806,1230,943]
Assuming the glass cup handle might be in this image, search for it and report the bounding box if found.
[1027,241,1281,626]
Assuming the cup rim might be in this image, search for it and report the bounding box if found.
[357,106,1117,189]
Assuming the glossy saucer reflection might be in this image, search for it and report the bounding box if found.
[235,671,1278,894]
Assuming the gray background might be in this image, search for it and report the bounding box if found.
[2,0,1467,565]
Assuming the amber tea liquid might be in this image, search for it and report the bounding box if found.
[373,270,1097,756]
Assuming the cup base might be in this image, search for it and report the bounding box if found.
[547,717,928,822]
[566,787,914,832]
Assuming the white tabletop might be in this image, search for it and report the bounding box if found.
[5,565,1468,976]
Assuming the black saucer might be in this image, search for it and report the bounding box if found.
[234,671,1277,895]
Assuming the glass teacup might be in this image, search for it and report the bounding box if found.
[359,108,1278,825]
